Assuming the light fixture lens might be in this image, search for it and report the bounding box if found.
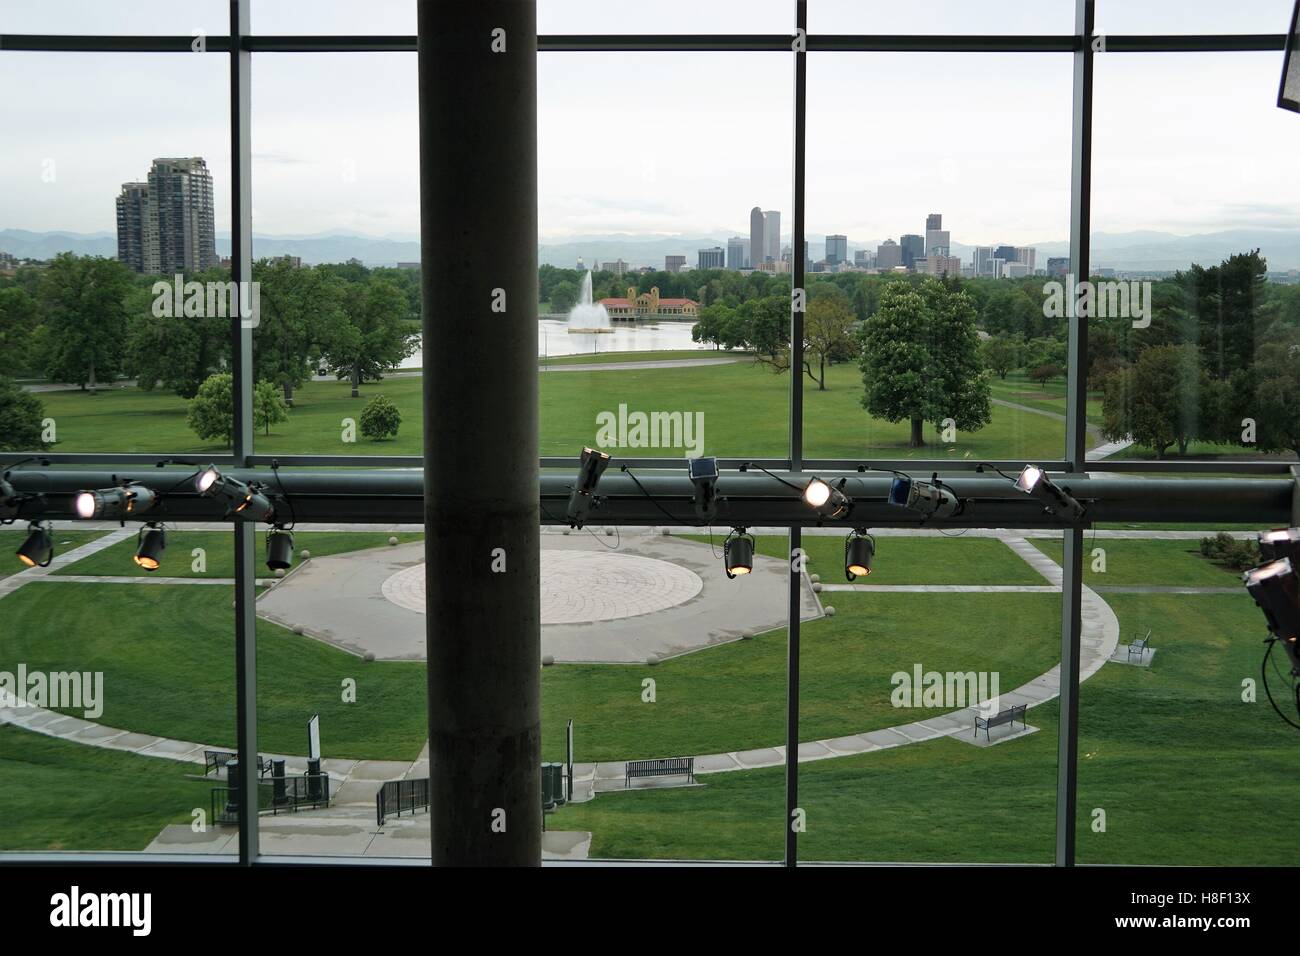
[845,533,875,581]
[16,524,53,568]
[1016,465,1043,494]
[804,478,831,508]
[724,532,754,579]
[133,526,166,571]
[75,492,97,519]
[196,466,220,493]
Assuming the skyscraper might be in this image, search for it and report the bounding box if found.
[727,237,750,270]
[763,210,780,265]
[876,239,902,271]
[749,206,766,268]
[665,255,687,273]
[926,213,942,232]
[116,157,217,275]
[825,234,848,265]
[697,246,725,270]
[900,234,924,270]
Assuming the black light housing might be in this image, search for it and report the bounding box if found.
[1244,557,1300,675]
[15,522,53,568]
[889,475,958,519]
[75,483,157,521]
[566,447,610,529]
[802,476,852,520]
[1259,528,1300,563]
[723,527,755,579]
[845,528,875,581]
[688,456,719,522]
[266,527,295,571]
[133,524,166,571]
[196,465,274,522]
[1014,464,1086,524]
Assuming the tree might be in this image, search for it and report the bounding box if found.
[1252,338,1300,458]
[187,372,235,446]
[320,275,418,398]
[0,376,49,451]
[37,253,132,392]
[1029,364,1063,388]
[359,394,402,441]
[127,267,231,398]
[859,280,991,448]
[253,260,347,405]
[802,292,857,390]
[1101,344,1208,458]
[548,279,578,315]
[980,334,1021,380]
[0,287,40,374]
[254,379,289,436]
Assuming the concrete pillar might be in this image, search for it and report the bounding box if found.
[418,0,541,865]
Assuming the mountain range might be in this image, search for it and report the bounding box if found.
[3,227,1298,274]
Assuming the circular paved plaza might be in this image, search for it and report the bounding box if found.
[382,550,703,624]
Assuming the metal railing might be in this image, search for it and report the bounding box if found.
[211,772,330,827]
[375,778,430,827]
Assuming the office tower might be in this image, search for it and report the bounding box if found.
[876,239,902,271]
[900,234,924,270]
[1014,247,1037,271]
[1004,261,1032,278]
[749,206,766,266]
[600,259,629,276]
[115,182,152,274]
[973,246,995,276]
[926,228,950,257]
[764,210,780,264]
[115,157,217,275]
[989,257,1006,278]
[926,254,962,277]
[665,255,687,273]
[926,213,942,232]
[825,234,848,265]
[726,237,750,270]
[994,244,1018,264]
[697,246,725,270]
[1047,257,1069,278]
[854,249,868,267]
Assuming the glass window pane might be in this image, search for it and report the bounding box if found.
[0,1,227,35]
[1096,0,1297,35]
[540,0,791,35]
[809,0,1073,35]
[252,0,415,35]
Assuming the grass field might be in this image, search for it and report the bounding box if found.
[0,530,106,579]
[35,359,1067,462]
[1028,537,1245,587]
[0,724,213,852]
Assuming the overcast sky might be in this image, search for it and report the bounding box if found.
[2,1,1299,248]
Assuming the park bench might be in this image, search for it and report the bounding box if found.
[1128,628,1152,663]
[204,750,274,778]
[973,702,1027,742]
[625,756,695,788]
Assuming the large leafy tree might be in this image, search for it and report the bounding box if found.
[0,286,40,374]
[859,279,991,447]
[0,375,49,451]
[36,253,132,392]
[801,290,858,391]
[1252,337,1300,458]
[320,274,417,398]
[253,260,347,405]
[127,267,231,398]
[1101,343,1210,458]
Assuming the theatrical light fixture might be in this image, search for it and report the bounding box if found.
[844,528,875,581]
[74,483,157,521]
[1259,528,1300,563]
[15,522,53,568]
[1245,558,1300,643]
[195,465,274,521]
[687,456,719,522]
[1013,464,1086,524]
[889,475,959,519]
[133,524,166,571]
[723,527,754,579]
[566,447,610,529]
[0,476,16,507]
[266,527,295,571]
[802,477,852,520]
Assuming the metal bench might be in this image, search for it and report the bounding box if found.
[973,702,1027,741]
[1128,628,1152,663]
[204,750,273,778]
[625,757,694,788]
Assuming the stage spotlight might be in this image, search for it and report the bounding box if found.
[0,477,16,507]
[802,477,852,520]
[1014,464,1086,524]
[723,527,754,579]
[844,529,875,581]
[15,522,53,568]
[133,524,166,571]
[1245,558,1300,642]
[888,475,958,519]
[266,527,295,571]
[688,457,719,522]
[566,447,610,529]
[74,484,157,521]
[195,465,274,521]
[1259,528,1300,563]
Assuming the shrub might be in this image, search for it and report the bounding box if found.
[0,375,50,451]
[1199,532,1259,571]
[359,394,401,441]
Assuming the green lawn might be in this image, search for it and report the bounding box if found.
[36,361,1066,462]
[52,530,423,579]
[0,584,429,760]
[1028,537,1244,587]
[689,532,1048,586]
[552,592,1293,865]
[0,724,213,852]
[539,349,724,367]
[543,590,1060,762]
[0,530,106,579]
